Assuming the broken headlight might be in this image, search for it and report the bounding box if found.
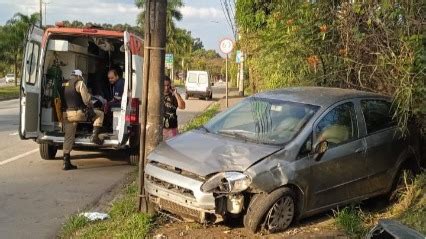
[200,172,251,193]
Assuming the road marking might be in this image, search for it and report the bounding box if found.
[0,149,38,166]
[9,132,18,136]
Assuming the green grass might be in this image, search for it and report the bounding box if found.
[392,171,426,234]
[333,171,426,238]
[60,105,222,238]
[333,206,367,238]
[0,85,19,100]
[60,174,152,239]
[180,103,220,132]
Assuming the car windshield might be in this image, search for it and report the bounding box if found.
[205,97,319,145]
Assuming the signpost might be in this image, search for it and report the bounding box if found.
[219,38,233,108]
[165,53,174,81]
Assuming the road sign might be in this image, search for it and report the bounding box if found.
[165,53,173,69]
[236,50,244,63]
[219,38,234,54]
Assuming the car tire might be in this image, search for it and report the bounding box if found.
[244,187,296,233]
[129,147,140,166]
[185,93,189,100]
[39,143,57,160]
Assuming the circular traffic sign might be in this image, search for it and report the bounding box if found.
[219,38,234,54]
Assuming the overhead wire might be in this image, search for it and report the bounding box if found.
[219,0,233,34]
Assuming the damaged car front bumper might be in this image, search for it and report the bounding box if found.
[144,162,223,222]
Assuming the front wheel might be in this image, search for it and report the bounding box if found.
[244,188,296,233]
[39,143,58,160]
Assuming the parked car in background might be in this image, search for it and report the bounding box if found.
[5,73,15,83]
[185,70,213,100]
[144,87,422,233]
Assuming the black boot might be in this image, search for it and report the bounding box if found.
[90,126,103,145]
[63,154,77,170]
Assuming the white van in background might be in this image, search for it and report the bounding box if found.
[184,70,213,100]
[19,24,143,165]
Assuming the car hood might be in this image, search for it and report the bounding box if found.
[147,130,281,177]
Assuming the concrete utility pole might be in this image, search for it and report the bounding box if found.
[39,0,42,27]
[138,0,167,213]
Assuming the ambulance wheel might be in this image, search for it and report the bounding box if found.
[39,143,58,160]
[129,147,140,166]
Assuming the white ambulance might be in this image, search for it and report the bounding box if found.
[19,24,143,165]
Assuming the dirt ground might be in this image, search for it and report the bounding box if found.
[150,212,348,239]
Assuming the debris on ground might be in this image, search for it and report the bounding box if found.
[79,212,109,221]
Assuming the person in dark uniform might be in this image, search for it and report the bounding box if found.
[163,76,185,140]
[104,69,125,112]
[62,69,104,170]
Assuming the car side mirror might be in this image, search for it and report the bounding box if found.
[313,140,328,161]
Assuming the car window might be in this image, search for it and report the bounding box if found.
[361,100,395,134]
[316,102,358,146]
[23,42,40,85]
[187,73,197,83]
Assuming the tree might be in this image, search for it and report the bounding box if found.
[0,13,40,85]
[235,0,425,133]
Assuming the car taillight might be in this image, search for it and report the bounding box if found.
[126,98,140,124]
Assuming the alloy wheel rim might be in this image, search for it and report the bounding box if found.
[265,196,294,231]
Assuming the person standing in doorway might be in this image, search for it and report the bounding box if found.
[62,69,104,170]
[163,76,185,140]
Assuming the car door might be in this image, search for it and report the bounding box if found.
[307,101,369,210]
[19,25,44,139]
[360,99,403,193]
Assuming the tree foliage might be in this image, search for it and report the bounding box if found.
[236,0,425,132]
[0,13,40,84]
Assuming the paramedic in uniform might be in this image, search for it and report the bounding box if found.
[62,69,104,170]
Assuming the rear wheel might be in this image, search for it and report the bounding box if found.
[129,147,140,166]
[39,143,58,160]
[244,188,296,233]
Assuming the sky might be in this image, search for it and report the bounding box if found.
[0,0,235,53]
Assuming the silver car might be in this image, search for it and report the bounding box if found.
[145,87,422,233]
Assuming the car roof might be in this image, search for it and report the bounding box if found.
[45,27,124,38]
[187,71,208,74]
[254,87,390,107]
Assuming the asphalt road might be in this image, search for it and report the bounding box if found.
[0,87,224,239]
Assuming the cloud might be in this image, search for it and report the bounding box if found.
[0,0,139,25]
[179,6,224,20]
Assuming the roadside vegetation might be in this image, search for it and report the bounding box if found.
[60,172,152,239]
[61,103,221,238]
[180,103,220,132]
[236,1,425,134]
[333,172,426,238]
[0,85,19,101]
